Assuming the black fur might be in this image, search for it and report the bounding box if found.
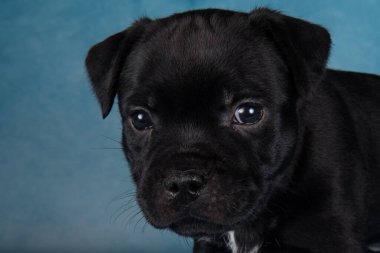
[85,8,380,253]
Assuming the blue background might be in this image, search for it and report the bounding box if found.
[0,0,379,252]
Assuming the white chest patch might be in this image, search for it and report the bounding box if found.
[227,231,238,253]
[227,231,261,253]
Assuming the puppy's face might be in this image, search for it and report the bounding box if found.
[86,9,330,237]
[118,20,297,236]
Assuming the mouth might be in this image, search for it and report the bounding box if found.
[140,190,260,237]
[169,217,232,237]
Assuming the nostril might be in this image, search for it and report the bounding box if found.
[187,179,204,195]
[188,181,199,195]
[167,182,179,196]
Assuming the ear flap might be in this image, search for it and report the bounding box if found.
[85,18,151,118]
[249,8,331,98]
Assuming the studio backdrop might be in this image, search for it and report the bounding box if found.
[0,0,379,252]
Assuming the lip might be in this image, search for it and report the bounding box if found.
[141,194,259,233]
[169,217,231,237]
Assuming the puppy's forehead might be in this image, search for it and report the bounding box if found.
[121,10,287,107]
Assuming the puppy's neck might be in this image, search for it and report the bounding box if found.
[227,231,261,253]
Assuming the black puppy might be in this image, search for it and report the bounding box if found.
[85,8,380,253]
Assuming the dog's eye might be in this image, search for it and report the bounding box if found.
[130,110,153,130]
[233,103,263,124]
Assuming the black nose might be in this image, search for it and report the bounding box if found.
[164,172,206,198]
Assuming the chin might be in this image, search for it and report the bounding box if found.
[169,217,233,237]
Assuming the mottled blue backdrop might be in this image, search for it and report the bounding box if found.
[0,0,379,252]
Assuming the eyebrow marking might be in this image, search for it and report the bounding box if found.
[223,89,234,106]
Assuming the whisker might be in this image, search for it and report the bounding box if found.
[123,209,143,230]
[106,192,136,211]
[142,220,149,234]
[134,215,146,232]
[184,237,192,248]
[91,147,124,150]
[101,134,122,144]
[109,194,138,223]
[180,236,189,249]
[110,191,136,201]
[111,202,138,224]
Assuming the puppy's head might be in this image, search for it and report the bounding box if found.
[85,8,330,237]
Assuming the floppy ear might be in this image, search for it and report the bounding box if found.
[249,8,331,98]
[85,18,151,118]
